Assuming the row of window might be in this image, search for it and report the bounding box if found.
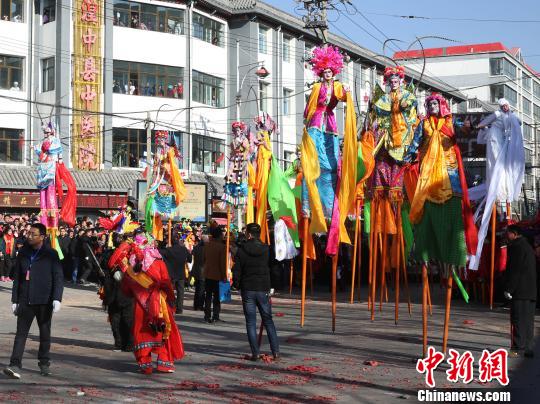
[1,0,56,23]
[258,25,294,63]
[1,54,54,92]
[489,58,540,99]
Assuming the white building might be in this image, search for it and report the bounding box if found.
[0,0,464,216]
[395,42,540,215]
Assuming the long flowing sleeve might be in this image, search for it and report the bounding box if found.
[403,121,425,163]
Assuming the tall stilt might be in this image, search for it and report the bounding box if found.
[399,226,412,316]
[395,232,401,325]
[368,199,376,311]
[357,218,362,302]
[426,268,433,316]
[168,218,173,247]
[379,202,387,312]
[442,271,453,354]
[300,216,308,327]
[371,233,380,321]
[331,254,338,332]
[422,263,428,357]
[489,203,497,310]
[226,206,231,275]
[289,260,294,295]
[350,199,361,304]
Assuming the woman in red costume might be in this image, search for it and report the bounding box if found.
[108,235,184,374]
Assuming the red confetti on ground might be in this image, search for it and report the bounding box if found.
[286,365,323,373]
[216,363,250,371]
[286,336,301,343]
[71,327,79,332]
[363,360,379,367]
[175,381,221,391]
[241,374,312,388]
[463,320,475,325]
[275,312,285,317]
[260,354,274,363]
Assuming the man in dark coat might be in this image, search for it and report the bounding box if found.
[58,227,72,280]
[504,225,536,358]
[160,237,192,314]
[77,229,96,285]
[203,226,227,323]
[191,235,206,311]
[3,223,64,379]
[233,223,280,361]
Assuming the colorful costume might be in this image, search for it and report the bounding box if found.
[222,122,250,208]
[469,98,525,269]
[404,93,477,266]
[300,45,357,255]
[99,203,139,235]
[145,131,186,240]
[35,122,77,240]
[109,238,184,374]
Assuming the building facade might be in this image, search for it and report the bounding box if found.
[395,43,540,216]
[0,0,464,217]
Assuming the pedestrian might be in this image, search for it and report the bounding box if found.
[70,229,83,283]
[58,227,71,280]
[102,234,133,352]
[77,228,95,285]
[233,223,280,361]
[3,223,63,379]
[203,225,227,323]
[191,235,206,310]
[159,236,192,314]
[504,225,536,358]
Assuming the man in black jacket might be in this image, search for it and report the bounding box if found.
[191,235,206,311]
[233,223,280,361]
[3,223,64,379]
[58,227,72,280]
[77,229,96,285]
[504,225,536,358]
[159,236,192,314]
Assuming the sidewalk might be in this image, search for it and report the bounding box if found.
[0,282,537,403]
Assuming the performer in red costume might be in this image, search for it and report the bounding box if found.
[108,234,184,374]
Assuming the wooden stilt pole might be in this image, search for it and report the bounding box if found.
[442,271,453,354]
[379,202,387,312]
[168,218,173,247]
[422,263,428,357]
[357,217,362,302]
[489,203,496,310]
[289,260,294,295]
[368,199,376,311]
[426,267,433,316]
[399,225,412,316]
[371,233,380,321]
[350,199,361,304]
[395,228,401,325]
[331,254,338,332]
[300,216,308,327]
[226,206,231,275]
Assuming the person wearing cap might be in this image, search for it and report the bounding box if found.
[233,223,280,361]
[504,225,536,358]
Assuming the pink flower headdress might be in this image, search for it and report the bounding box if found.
[310,45,344,77]
[383,65,405,84]
[425,92,451,118]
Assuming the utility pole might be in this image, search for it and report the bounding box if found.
[298,0,332,44]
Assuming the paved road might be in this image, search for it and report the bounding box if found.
[0,281,537,403]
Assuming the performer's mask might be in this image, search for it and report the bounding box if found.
[428,100,440,116]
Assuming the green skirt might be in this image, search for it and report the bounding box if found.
[413,196,467,267]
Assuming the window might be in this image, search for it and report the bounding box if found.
[0,128,23,163]
[191,134,225,175]
[42,0,55,24]
[523,97,532,115]
[113,60,184,98]
[192,70,224,107]
[1,0,23,22]
[534,104,540,121]
[282,35,292,62]
[259,82,269,111]
[112,128,184,168]
[193,12,224,46]
[525,148,533,164]
[283,88,292,116]
[41,57,54,92]
[534,81,540,98]
[0,54,23,90]
[284,150,295,171]
[489,58,516,79]
[259,25,269,54]
[113,0,184,35]
[523,123,533,142]
[525,174,534,190]
[522,74,531,91]
[490,84,517,106]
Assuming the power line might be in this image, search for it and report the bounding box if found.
[362,11,540,24]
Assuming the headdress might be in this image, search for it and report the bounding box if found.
[155,130,169,144]
[425,92,451,118]
[232,121,247,132]
[310,45,344,77]
[42,121,56,136]
[383,65,405,84]
[498,98,510,107]
[254,113,277,134]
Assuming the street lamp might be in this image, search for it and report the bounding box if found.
[236,61,270,122]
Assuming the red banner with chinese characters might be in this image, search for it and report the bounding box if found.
[0,191,126,209]
[73,0,102,170]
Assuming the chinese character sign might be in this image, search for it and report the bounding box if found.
[72,0,102,170]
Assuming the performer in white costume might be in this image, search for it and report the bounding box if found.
[469,98,525,269]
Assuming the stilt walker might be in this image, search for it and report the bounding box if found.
[35,122,77,248]
[403,93,478,355]
[145,131,186,241]
[300,45,357,329]
[365,65,418,319]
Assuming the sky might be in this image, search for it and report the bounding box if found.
[263,0,540,72]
